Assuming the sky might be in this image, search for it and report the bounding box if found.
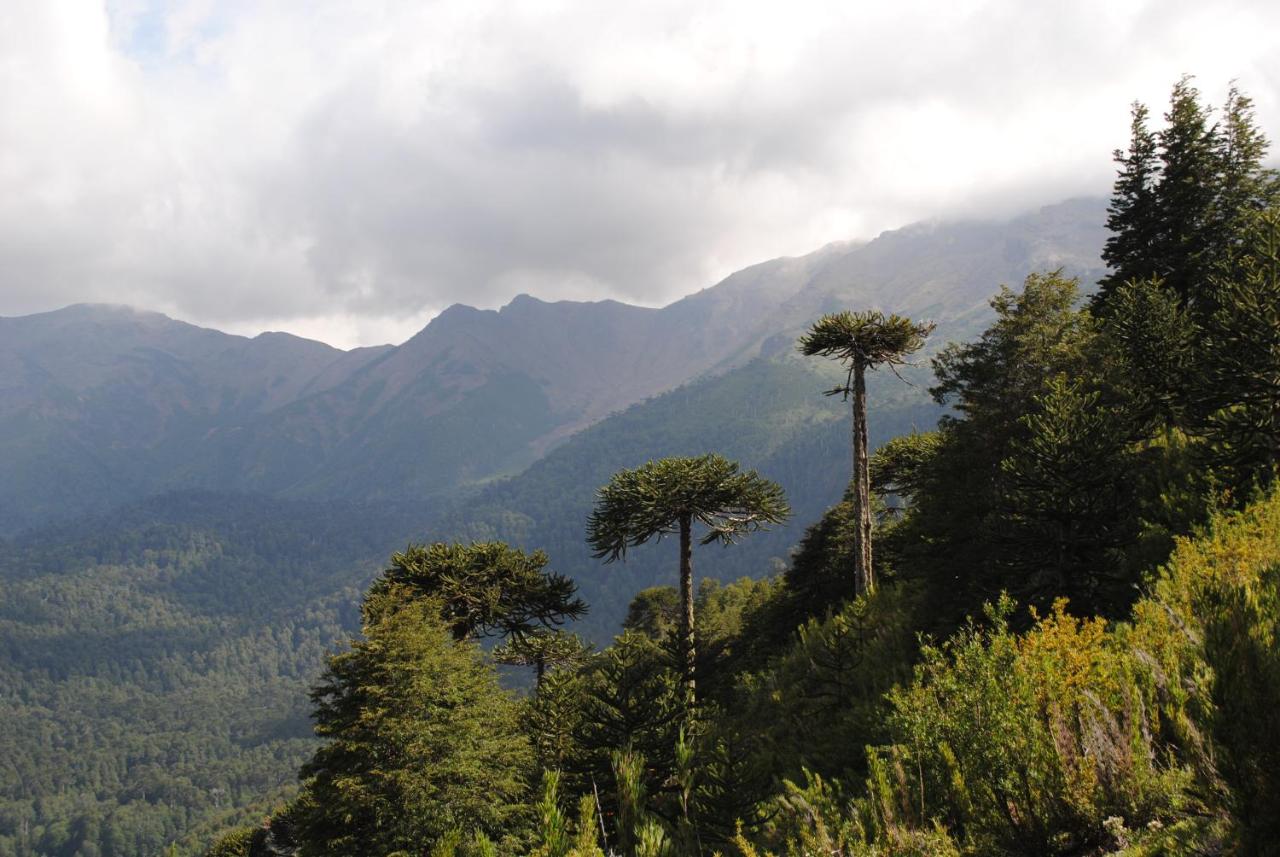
[1,1,1277,348]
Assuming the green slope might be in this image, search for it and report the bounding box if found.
[0,493,426,857]
[433,355,941,642]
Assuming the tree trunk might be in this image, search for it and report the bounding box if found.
[679,512,696,708]
[852,362,874,596]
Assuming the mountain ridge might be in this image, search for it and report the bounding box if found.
[0,196,1109,535]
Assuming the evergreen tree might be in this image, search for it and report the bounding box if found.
[998,376,1139,615]
[293,589,532,855]
[587,454,789,707]
[1099,276,1198,428]
[569,632,682,818]
[1096,78,1274,319]
[797,311,934,595]
[371,541,586,641]
[1201,208,1280,489]
[1151,75,1222,312]
[1097,101,1161,306]
[888,272,1096,632]
[1216,85,1278,242]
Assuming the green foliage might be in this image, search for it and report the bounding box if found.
[587,455,790,560]
[1099,101,1161,304]
[529,771,605,857]
[872,598,1188,855]
[293,588,532,855]
[735,771,960,857]
[797,312,936,383]
[1098,276,1198,428]
[495,629,594,685]
[744,493,1280,856]
[612,749,673,857]
[370,541,586,641]
[202,827,255,857]
[998,376,1141,614]
[1129,492,1280,850]
[1201,566,1280,852]
[623,587,682,640]
[1096,78,1277,315]
[0,492,414,857]
[869,431,942,503]
[738,588,917,785]
[889,271,1110,631]
[1200,208,1280,490]
[567,632,682,807]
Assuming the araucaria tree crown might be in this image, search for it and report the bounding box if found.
[797,311,936,395]
[586,454,790,560]
[587,453,789,707]
[371,541,586,641]
[798,310,934,597]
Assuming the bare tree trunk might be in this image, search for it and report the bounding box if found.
[679,512,696,708]
[852,362,874,595]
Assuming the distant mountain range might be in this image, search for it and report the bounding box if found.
[0,197,1108,537]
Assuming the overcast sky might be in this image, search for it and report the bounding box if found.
[1,0,1277,348]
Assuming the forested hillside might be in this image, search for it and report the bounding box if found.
[0,495,425,857]
[187,79,1280,857]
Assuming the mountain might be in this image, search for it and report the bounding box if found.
[0,251,831,536]
[0,306,392,533]
[0,198,1107,538]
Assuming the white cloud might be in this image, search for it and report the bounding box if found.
[1,0,1277,348]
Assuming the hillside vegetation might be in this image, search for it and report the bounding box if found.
[183,79,1280,857]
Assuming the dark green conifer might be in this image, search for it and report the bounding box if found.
[1201,209,1280,488]
[1152,75,1222,310]
[294,589,531,855]
[1097,101,1161,307]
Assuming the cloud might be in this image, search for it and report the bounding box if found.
[1,0,1277,347]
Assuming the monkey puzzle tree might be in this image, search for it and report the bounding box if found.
[371,541,586,642]
[586,454,789,707]
[798,311,934,596]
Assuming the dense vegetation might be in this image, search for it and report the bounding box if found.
[187,78,1280,856]
[0,495,425,857]
[0,358,931,857]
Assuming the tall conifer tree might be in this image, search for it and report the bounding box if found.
[1097,102,1161,307]
[798,311,934,596]
[586,454,789,707]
